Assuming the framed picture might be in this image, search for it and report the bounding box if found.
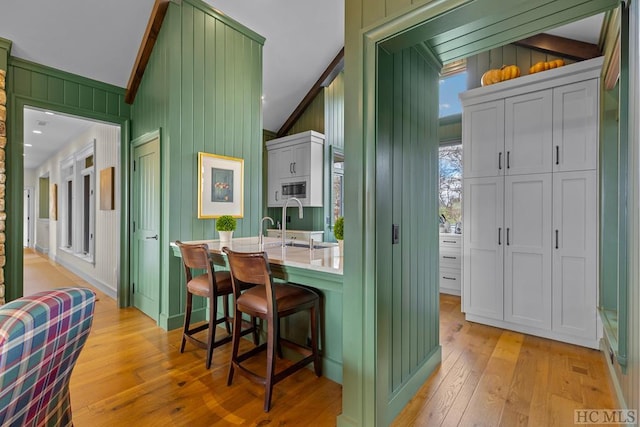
[198,152,244,218]
[99,166,115,210]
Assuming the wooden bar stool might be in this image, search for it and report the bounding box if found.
[176,241,256,369]
[222,247,321,412]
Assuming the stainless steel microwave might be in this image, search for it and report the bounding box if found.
[281,181,307,198]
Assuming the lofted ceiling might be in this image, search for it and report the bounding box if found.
[1,2,602,170]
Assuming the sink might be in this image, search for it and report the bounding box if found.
[285,241,327,250]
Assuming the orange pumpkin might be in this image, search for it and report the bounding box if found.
[481,65,521,86]
[529,59,565,75]
[501,65,521,81]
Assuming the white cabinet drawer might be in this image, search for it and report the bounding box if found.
[440,234,462,248]
[439,249,461,269]
[439,267,461,295]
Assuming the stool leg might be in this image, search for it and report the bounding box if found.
[227,307,243,386]
[181,291,193,353]
[311,302,321,377]
[264,316,277,412]
[206,295,218,369]
[223,294,231,335]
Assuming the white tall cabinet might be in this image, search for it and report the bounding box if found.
[461,57,602,349]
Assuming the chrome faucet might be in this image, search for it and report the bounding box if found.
[282,197,303,247]
[259,216,274,247]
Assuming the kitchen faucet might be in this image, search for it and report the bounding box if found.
[259,216,274,247]
[282,197,303,247]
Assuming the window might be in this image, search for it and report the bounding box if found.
[439,71,467,118]
[59,141,95,262]
[439,143,462,224]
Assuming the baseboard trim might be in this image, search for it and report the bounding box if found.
[52,255,117,300]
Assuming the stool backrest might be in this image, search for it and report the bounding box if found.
[176,241,215,285]
[222,248,274,307]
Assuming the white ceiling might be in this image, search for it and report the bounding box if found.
[1,2,602,170]
[22,108,96,169]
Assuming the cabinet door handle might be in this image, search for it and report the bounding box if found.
[507,151,510,169]
[506,228,510,246]
[498,152,502,170]
[443,256,457,259]
[442,276,457,281]
[275,190,278,201]
[556,146,560,165]
[442,240,456,243]
[498,227,502,245]
[293,162,296,174]
[555,229,559,249]
[290,162,293,174]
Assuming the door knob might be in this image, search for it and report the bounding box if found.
[146,234,158,240]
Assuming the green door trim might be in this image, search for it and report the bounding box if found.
[7,94,129,303]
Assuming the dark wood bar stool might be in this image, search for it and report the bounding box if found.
[176,241,256,369]
[222,247,321,412]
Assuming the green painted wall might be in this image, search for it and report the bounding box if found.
[376,45,441,425]
[287,90,325,135]
[600,83,619,312]
[130,0,264,329]
[5,57,130,302]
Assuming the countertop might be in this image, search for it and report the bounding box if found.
[171,236,343,275]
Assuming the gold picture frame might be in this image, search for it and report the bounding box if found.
[197,152,244,218]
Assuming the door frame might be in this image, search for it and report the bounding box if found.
[341,0,621,425]
[129,129,163,319]
[8,95,129,303]
[23,186,33,248]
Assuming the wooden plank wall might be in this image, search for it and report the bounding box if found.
[130,0,264,329]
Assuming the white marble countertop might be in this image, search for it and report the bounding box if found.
[172,236,343,275]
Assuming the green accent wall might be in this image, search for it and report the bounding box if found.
[5,57,130,303]
[376,45,441,425]
[287,90,325,135]
[600,83,619,313]
[130,0,264,329]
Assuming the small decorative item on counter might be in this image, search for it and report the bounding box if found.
[529,59,565,75]
[480,65,521,86]
[216,215,236,242]
[334,216,344,254]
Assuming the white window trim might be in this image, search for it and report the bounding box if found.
[58,140,96,264]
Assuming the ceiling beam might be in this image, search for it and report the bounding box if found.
[277,47,344,137]
[513,33,601,61]
[125,0,170,104]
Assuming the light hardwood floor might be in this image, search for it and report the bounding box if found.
[23,249,615,426]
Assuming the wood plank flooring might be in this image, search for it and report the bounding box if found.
[23,249,616,426]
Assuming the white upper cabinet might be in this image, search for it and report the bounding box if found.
[505,90,553,175]
[265,131,325,207]
[553,79,599,172]
[462,100,504,178]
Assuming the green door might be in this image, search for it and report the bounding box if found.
[131,137,160,320]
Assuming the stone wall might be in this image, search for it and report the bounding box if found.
[0,68,5,304]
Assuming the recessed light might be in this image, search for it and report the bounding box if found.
[24,143,32,147]
[32,130,42,134]
[44,111,55,116]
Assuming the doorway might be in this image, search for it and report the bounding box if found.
[22,106,121,300]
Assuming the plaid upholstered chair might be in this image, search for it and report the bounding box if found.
[0,287,96,427]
